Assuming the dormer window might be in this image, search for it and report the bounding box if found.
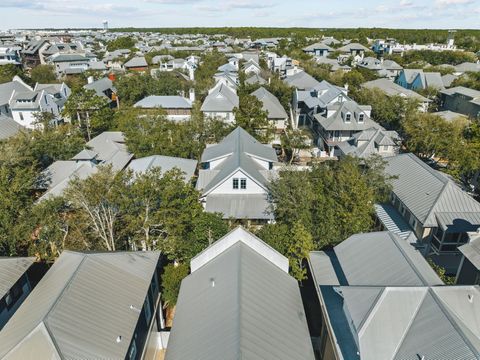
[358,113,365,123]
[345,112,351,123]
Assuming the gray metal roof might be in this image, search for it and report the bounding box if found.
[308,251,340,286]
[0,77,32,106]
[127,155,197,181]
[334,231,443,286]
[303,42,334,52]
[245,74,267,85]
[337,42,369,52]
[314,100,380,132]
[384,153,480,228]
[123,56,148,68]
[283,71,320,90]
[204,193,273,220]
[134,95,192,109]
[459,234,480,269]
[83,77,115,99]
[0,257,35,299]
[0,115,24,140]
[85,131,133,171]
[251,87,287,120]
[200,83,239,112]
[201,127,277,164]
[361,78,430,102]
[374,203,418,243]
[197,128,277,196]
[339,285,480,360]
[0,251,160,360]
[165,242,315,360]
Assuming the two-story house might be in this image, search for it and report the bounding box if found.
[251,87,288,140]
[9,89,61,129]
[313,100,381,156]
[0,251,165,360]
[302,42,334,57]
[335,127,400,158]
[166,226,315,360]
[196,127,277,224]
[305,231,480,360]
[356,57,403,79]
[0,76,32,117]
[395,69,445,91]
[439,86,480,119]
[201,83,239,123]
[376,153,480,274]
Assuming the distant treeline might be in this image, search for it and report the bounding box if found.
[109,27,480,51]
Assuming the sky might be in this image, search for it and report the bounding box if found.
[1,0,479,30]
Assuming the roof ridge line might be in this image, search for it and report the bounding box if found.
[428,288,480,357]
[388,232,432,285]
[391,288,429,359]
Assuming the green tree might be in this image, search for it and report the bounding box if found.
[0,64,22,84]
[257,222,314,281]
[281,128,311,164]
[30,65,57,84]
[62,88,114,140]
[107,36,136,51]
[161,263,189,308]
[234,94,273,142]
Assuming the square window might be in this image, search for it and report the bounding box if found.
[233,178,239,189]
[359,114,364,123]
[345,113,351,122]
[240,178,246,189]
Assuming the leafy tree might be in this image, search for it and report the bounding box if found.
[257,222,314,281]
[62,88,114,140]
[30,65,57,84]
[264,74,294,111]
[107,36,136,51]
[269,156,389,248]
[452,71,480,91]
[281,128,311,164]
[0,64,22,84]
[115,73,190,106]
[194,50,228,100]
[64,165,130,252]
[161,263,189,309]
[234,94,273,142]
[428,259,455,284]
[351,87,419,130]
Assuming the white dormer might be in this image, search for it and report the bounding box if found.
[344,112,352,123]
[358,113,365,123]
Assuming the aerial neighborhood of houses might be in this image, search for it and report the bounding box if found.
[1,24,480,360]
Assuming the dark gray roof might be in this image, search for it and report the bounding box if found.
[134,95,192,109]
[0,251,161,359]
[337,42,369,52]
[334,232,443,286]
[0,257,35,299]
[384,153,480,228]
[303,42,334,52]
[251,87,287,119]
[166,242,315,360]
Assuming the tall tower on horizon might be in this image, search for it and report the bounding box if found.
[103,20,109,31]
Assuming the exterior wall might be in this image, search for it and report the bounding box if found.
[456,256,480,285]
[203,111,235,124]
[0,104,12,117]
[0,274,31,330]
[209,170,265,195]
[12,93,60,129]
[441,93,480,119]
[54,61,89,75]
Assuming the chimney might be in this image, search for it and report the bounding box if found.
[189,88,195,102]
[189,67,195,81]
[87,76,94,84]
[344,83,349,93]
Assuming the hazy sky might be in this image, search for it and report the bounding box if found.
[1,0,479,30]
